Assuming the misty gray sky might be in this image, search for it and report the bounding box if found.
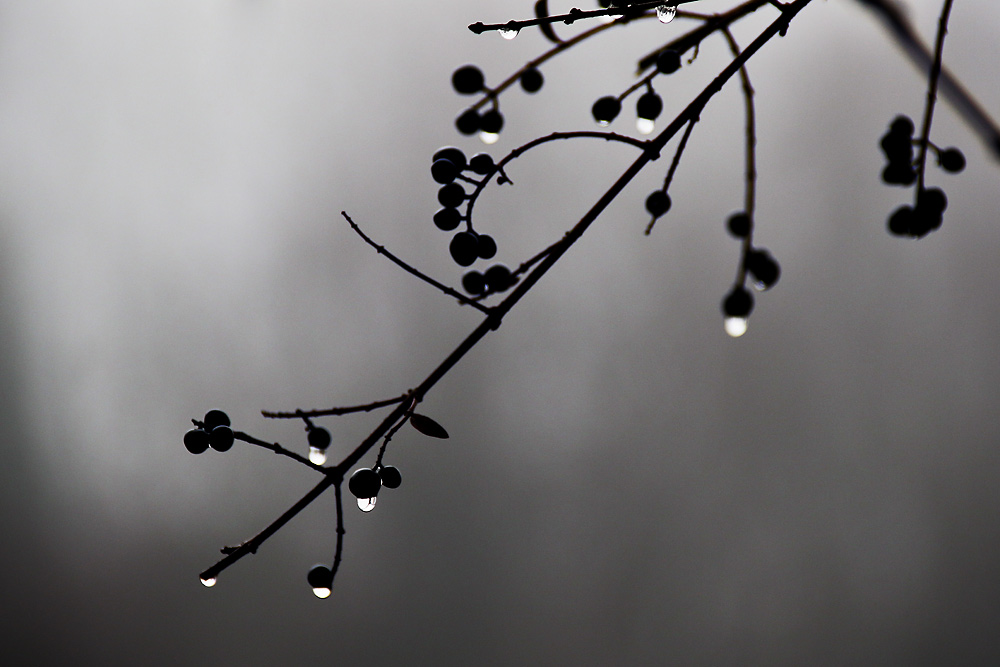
[1,1,999,664]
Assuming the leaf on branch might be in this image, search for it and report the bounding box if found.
[535,0,564,44]
[410,413,450,439]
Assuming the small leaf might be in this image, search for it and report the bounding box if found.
[410,413,449,439]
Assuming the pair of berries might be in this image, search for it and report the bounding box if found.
[184,409,235,454]
[887,187,948,238]
[348,465,402,500]
[462,264,514,295]
[450,231,497,267]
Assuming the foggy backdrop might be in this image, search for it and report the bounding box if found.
[1,0,999,664]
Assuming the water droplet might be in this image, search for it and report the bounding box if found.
[312,586,332,599]
[308,446,327,465]
[636,118,656,135]
[724,317,748,338]
[596,120,611,128]
[657,5,677,24]
[479,131,500,145]
[357,496,377,512]
[499,22,519,40]
[751,278,769,292]
[200,576,217,588]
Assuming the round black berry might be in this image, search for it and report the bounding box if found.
[433,207,462,231]
[476,234,497,259]
[592,96,621,125]
[462,270,486,295]
[484,264,514,292]
[469,153,495,175]
[746,249,780,290]
[727,212,751,238]
[938,147,966,173]
[438,183,466,208]
[479,109,504,135]
[656,49,682,74]
[636,91,663,120]
[887,205,915,236]
[722,286,754,318]
[209,425,235,452]
[203,409,230,431]
[432,147,467,172]
[645,191,671,217]
[452,65,485,94]
[918,186,948,214]
[889,115,915,137]
[882,163,917,186]
[520,67,543,93]
[308,427,331,451]
[184,428,210,455]
[431,159,459,185]
[348,468,382,499]
[379,465,402,489]
[450,232,480,267]
[456,109,481,135]
[307,564,333,590]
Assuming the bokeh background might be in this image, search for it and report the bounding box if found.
[1,0,999,664]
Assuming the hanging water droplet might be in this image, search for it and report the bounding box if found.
[499,22,519,40]
[657,4,677,24]
[636,118,656,135]
[479,131,500,145]
[357,496,377,512]
[724,317,748,338]
[308,446,327,465]
[200,576,217,588]
[750,278,768,292]
[312,586,332,599]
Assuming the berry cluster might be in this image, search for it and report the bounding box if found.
[591,49,680,132]
[430,147,516,296]
[720,211,780,338]
[879,114,965,238]
[184,409,235,454]
[348,464,402,512]
[452,63,544,144]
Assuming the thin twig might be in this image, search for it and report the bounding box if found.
[234,431,328,472]
[914,0,954,197]
[469,1,696,35]
[342,211,492,314]
[330,481,345,584]
[645,118,698,235]
[262,394,410,419]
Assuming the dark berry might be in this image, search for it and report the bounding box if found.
[450,232,480,267]
[938,147,966,173]
[184,428,210,455]
[656,49,682,74]
[722,286,754,318]
[456,109,481,135]
[882,163,916,186]
[433,207,462,231]
[476,234,497,259]
[469,153,495,175]
[307,564,333,590]
[880,132,913,163]
[452,65,485,94]
[203,409,230,431]
[645,191,671,217]
[209,425,235,452]
[520,67,543,93]
[727,212,751,238]
[462,270,486,295]
[348,468,382,499]
[592,96,621,125]
[887,205,915,236]
[918,186,948,214]
[438,183,466,208]
[308,427,331,451]
[484,264,514,292]
[745,249,780,290]
[431,159,459,184]
[432,147,467,172]
[479,110,504,135]
[889,115,915,137]
[636,91,663,120]
[379,466,402,489]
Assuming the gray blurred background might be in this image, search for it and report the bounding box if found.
[1,0,998,664]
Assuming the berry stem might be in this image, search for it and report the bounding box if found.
[914,0,954,200]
